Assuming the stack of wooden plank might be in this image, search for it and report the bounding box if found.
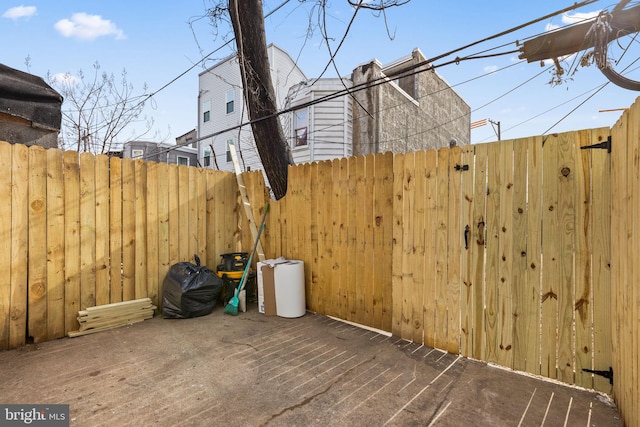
[68,298,156,337]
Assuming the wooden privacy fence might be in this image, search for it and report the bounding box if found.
[0,142,240,349]
[610,98,640,427]
[2,104,638,423]
[245,127,613,393]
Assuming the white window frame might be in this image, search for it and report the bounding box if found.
[226,89,235,114]
[131,149,144,159]
[203,100,211,123]
[293,108,308,147]
[177,156,189,166]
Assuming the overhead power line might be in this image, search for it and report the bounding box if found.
[144,0,602,160]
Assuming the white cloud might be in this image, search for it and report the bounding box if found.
[562,11,600,24]
[545,22,560,32]
[49,72,80,88]
[2,5,36,20]
[54,12,125,41]
[484,65,499,73]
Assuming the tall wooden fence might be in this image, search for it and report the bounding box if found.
[610,98,640,427]
[2,101,639,424]
[0,144,239,348]
[246,127,613,394]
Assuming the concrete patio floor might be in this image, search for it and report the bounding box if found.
[0,305,621,426]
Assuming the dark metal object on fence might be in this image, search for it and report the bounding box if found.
[581,136,612,153]
[582,367,614,385]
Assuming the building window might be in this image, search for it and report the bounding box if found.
[203,147,211,167]
[131,149,144,159]
[226,139,234,162]
[177,156,189,166]
[294,108,308,147]
[203,101,211,123]
[226,90,235,114]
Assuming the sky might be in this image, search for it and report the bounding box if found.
[2,0,639,147]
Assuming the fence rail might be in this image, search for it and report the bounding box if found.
[1,98,639,425]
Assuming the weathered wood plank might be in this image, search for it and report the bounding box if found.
[121,158,135,301]
[411,150,426,344]
[447,146,462,354]
[63,150,81,335]
[511,139,528,371]
[109,157,123,303]
[496,140,514,368]
[28,146,48,343]
[146,162,159,306]
[574,129,594,389]
[167,165,179,267]
[422,149,437,348]
[591,129,612,393]
[541,134,560,380]
[178,165,189,261]
[0,142,11,349]
[556,131,576,385]
[459,144,475,357]
[46,149,65,340]
[94,155,110,307]
[471,143,488,360]
[434,148,449,350]
[401,152,415,341]
[484,141,500,364]
[360,156,375,327]
[391,153,404,337]
[10,143,28,347]
[133,160,149,299]
[157,162,170,310]
[509,139,539,371]
[374,152,394,332]
[80,152,96,310]
[514,137,544,374]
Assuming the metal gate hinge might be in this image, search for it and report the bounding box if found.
[582,367,613,385]
[580,136,611,153]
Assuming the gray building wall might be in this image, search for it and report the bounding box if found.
[123,140,198,166]
[351,48,470,155]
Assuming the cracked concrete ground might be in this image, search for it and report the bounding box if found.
[0,306,622,426]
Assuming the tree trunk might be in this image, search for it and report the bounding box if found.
[228,0,294,200]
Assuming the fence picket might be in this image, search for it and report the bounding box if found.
[523,136,543,375]
[10,144,28,348]
[541,135,560,379]
[80,153,97,310]
[512,138,532,373]
[447,146,462,354]
[471,143,488,360]
[459,144,475,357]
[28,146,48,343]
[434,148,449,350]
[401,152,415,341]
[146,162,159,305]
[485,142,500,364]
[95,155,110,307]
[574,129,595,389]
[63,150,80,335]
[497,140,514,368]
[46,149,65,339]
[109,157,123,303]
[411,151,426,344]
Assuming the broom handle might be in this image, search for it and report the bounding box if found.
[236,203,269,295]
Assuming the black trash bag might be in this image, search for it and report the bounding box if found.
[162,255,223,319]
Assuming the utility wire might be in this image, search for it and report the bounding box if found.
[143,0,604,159]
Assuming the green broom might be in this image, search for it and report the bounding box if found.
[224,203,269,316]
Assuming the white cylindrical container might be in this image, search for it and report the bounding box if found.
[273,260,305,318]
